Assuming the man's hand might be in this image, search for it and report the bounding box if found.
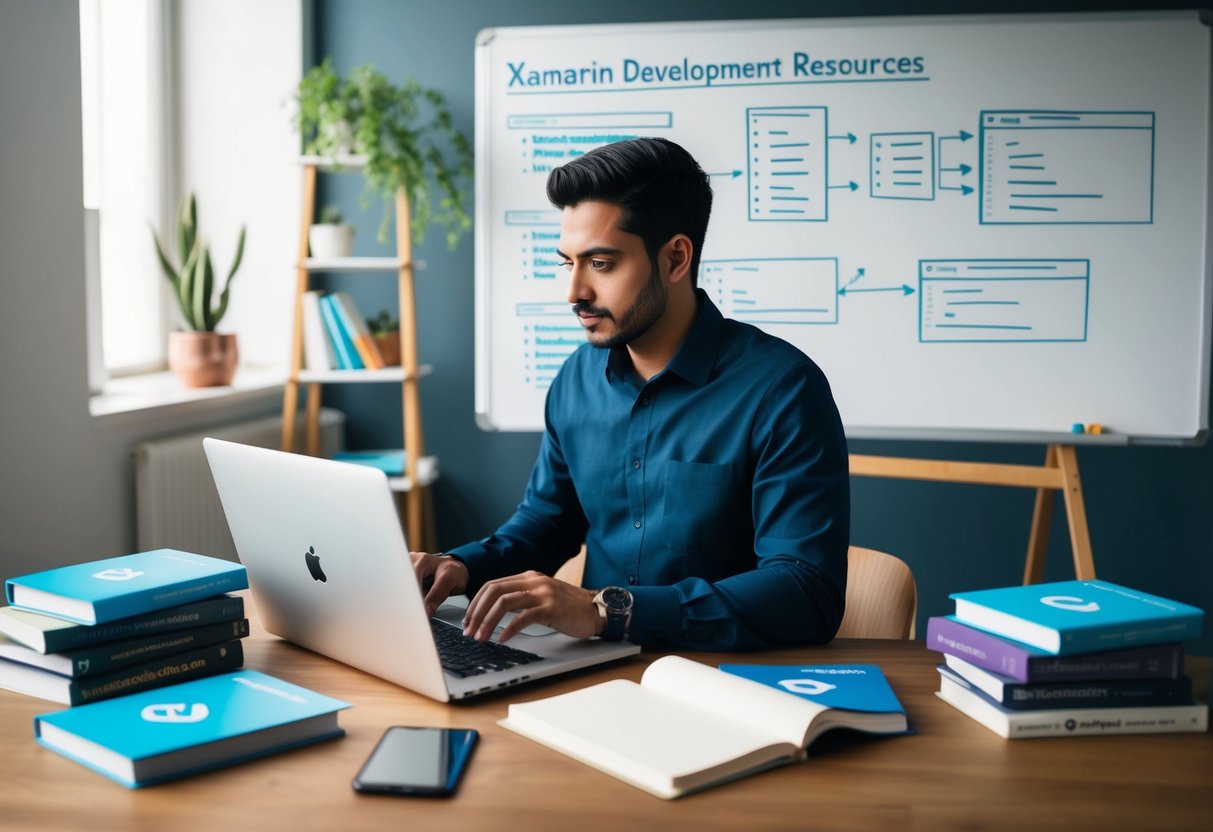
[463,571,603,644]
[410,552,469,617]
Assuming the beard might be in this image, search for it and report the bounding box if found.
[573,265,667,349]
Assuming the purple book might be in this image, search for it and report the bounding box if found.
[926,616,1184,683]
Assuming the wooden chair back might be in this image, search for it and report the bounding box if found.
[837,546,918,640]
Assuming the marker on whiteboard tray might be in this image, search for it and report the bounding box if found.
[1087,423,1104,435]
[1070,423,1085,434]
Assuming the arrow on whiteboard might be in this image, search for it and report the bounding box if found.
[940,183,975,195]
[842,268,866,290]
[707,169,743,178]
[828,132,858,144]
[828,181,859,192]
[940,163,972,176]
[939,130,973,143]
[838,284,915,297]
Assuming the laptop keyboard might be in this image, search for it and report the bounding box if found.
[430,619,545,678]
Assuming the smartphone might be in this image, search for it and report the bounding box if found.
[352,726,479,796]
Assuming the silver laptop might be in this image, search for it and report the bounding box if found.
[202,437,639,701]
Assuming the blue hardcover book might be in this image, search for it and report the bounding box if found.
[950,580,1203,655]
[6,550,248,626]
[720,663,908,719]
[34,669,350,788]
[332,449,405,475]
[319,294,364,370]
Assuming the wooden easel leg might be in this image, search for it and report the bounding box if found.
[1056,444,1096,580]
[1023,445,1057,584]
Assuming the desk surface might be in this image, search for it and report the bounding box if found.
[2,599,1210,832]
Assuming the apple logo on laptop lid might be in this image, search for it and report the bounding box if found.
[305,546,327,582]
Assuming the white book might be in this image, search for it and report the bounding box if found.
[301,291,336,371]
[936,668,1209,739]
[499,655,907,799]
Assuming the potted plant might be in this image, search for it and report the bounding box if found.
[151,193,247,387]
[368,309,400,367]
[309,204,355,259]
[294,58,474,248]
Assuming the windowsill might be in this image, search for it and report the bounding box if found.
[90,365,288,422]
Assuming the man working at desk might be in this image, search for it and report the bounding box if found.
[414,137,849,651]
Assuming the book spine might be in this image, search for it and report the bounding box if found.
[332,293,384,369]
[69,640,245,706]
[1061,615,1204,655]
[926,616,1036,682]
[301,291,335,371]
[1000,676,1193,711]
[67,619,250,678]
[92,571,248,624]
[1027,643,1184,683]
[320,295,364,370]
[44,595,245,654]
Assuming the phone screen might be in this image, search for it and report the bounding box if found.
[353,727,478,796]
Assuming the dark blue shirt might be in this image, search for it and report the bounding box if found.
[449,290,849,650]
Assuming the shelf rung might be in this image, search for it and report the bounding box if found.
[296,364,433,384]
[298,154,368,170]
[303,256,402,272]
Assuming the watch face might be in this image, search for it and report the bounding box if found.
[602,586,633,613]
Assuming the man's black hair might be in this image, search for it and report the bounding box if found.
[546,137,713,286]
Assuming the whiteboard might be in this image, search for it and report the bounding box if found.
[474,12,1212,443]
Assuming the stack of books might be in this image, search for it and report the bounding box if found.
[301,290,386,371]
[928,579,1208,738]
[0,549,250,706]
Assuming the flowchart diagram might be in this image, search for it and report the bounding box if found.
[493,105,1163,392]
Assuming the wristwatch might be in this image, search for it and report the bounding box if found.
[592,586,634,641]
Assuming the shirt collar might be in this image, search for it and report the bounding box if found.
[604,288,723,388]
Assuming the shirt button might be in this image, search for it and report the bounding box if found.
[641,397,650,406]
[634,520,642,529]
[628,575,637,585]
[632,459,641,470]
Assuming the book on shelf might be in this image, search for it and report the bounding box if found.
[5,550,248,626]
[34,669,350,788]
[0,618,249,679]
[330,291,385,369]
[950,580,1203,655]
[1,638,244,706]
[936,665,1208,739]
[301,290,337,372]
[332,449,405,476]
[318,294,364,370]
[925,615,1184,683]
[499,656,907,800]
[941,654,1193,710]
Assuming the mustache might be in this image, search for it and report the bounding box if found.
[572,301,613,319]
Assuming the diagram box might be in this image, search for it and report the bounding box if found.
[871,132,934,200]
[919,259,1090,342]
[700,258,839,325]
[980,111,1154,224]
[747,107,828,222]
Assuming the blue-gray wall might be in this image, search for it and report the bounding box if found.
[312,0,1213,651]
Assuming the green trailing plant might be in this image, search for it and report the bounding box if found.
[151,193,246,332]
[294,58,473,249]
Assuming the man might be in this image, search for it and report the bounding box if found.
[413,137,849,651]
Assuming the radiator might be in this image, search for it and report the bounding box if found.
[134,409,345,559]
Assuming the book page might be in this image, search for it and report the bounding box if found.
[641,656,829,747]
[502,678,797,798]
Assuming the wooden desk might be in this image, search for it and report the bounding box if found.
[2,603,1210,832]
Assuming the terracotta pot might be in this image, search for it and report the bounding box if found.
[167,331,239,387]
[374,331,401,366]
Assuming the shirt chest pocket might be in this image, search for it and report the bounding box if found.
[660,460,739,555]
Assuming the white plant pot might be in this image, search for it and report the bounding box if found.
[309,224,355,259]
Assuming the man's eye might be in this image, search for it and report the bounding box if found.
[559,259,572,269]
[590,259,610,270]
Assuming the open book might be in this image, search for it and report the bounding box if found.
[499,656,907,799]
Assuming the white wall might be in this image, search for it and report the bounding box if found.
[0,0,297,579]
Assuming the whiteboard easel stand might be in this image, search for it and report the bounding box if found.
[849,444,1095,582]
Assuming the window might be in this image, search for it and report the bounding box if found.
[80,0,171,380]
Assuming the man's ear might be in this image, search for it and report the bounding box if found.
[662,234,694,285]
